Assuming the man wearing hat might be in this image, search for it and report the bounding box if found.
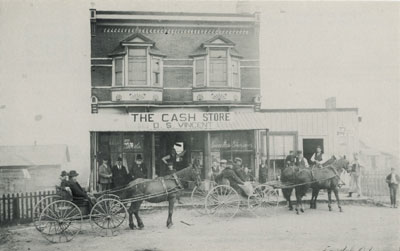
[59,170,69,188]
[233,157,247,182]
[111,157,133,188]
[98,158,112,191]
[68,170,94,209]
[295,151,309,169]
[132,154,147,180]
[218,160,245,192]
[311,146,326,168]
[386,167,400,208]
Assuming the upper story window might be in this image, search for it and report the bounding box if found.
[192,35,241,88]
[109,34,165,87]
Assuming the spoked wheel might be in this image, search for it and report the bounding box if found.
[33,195,61,232]
[38,200,82,243]
[205,185,240,219]
[90,198,128,237]
[97,194,120,201]
[248,185,279,217]
[191,180,217,214]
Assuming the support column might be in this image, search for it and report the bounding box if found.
[151,133,156,178]
[204,132,211,180]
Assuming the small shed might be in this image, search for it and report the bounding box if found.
[0,145,70,193]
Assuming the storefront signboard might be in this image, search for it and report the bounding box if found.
[129,112,234,131]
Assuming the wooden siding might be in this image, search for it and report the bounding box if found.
[261,110,359,157]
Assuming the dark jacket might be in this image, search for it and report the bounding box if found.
[219,168,244,190]
[285,155,296,167]
[112,164,133,188]
[132,163,147,179]
[233,166,247,182]
[386,173,400,186]
[259,164,268,183]
[69,180,88,199]
[60,179,70,188]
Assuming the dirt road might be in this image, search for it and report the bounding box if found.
[1,204,399,251]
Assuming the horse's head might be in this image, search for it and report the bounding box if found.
[176,165,201,187]
[333,156,350,173]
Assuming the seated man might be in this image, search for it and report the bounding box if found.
[68,170,95,210]
[217,160,245,192]
[59,170,70,188]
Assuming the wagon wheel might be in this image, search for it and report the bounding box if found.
[205,185,240,219]
[33,195,61,232]
[90,198,128,236]
[191,180,217,214]
[97,194,120,201]
[38,200,82,243]
[248,185,279,217]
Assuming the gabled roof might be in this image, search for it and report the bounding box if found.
[109,33,166,57]
[0,145,70,167]
[120,33,155,45]
[202,35,235,47]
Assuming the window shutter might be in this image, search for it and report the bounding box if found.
[195,58,205,87]
[115,58,123,86]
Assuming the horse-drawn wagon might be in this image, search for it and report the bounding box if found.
[32,166,200,243]
[191,180,280,218]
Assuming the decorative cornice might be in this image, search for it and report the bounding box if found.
[102,27,250,35]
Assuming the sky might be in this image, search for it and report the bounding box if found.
[0,0,399,160]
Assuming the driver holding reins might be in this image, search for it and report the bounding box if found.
[311,146,326,168]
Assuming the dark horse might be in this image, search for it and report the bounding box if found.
[281,157,349,214]
[112,166,200,229]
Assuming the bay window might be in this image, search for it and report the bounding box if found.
[110,34,165,87]
[191,35,241,88]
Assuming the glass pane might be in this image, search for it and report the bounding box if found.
[210,49,227,58]
[210,60,227,86]
[128,59,147,85]
[115,59,123,72]
[195,59,205,86]
[129,48,146,57]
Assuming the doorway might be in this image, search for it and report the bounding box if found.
[302,138,324,163]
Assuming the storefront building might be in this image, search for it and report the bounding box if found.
[89,10,360,191]
[89,10,266,191]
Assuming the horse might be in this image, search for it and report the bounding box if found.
[309,157,350,211]
[281,165,298,211]
[111,166,200,229]
[294,157,349,214]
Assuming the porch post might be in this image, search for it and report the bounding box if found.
[204,132,211,180]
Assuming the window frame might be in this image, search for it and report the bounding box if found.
[111,46,163,87]
[192,47,241,88]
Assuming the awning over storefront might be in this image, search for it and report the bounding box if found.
[90,112,268,132]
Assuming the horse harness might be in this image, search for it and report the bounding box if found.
[159,173,183,196]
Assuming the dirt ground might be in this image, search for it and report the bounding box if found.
[1,204,399,251]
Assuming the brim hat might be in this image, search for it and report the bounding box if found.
[220,159,227,164]
[136,154,143,161]
[60,170,68,177]
[68,170,79,177]
[234,157,242,163]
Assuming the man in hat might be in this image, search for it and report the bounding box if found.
[59,170,69,188]
[285,150,296,167]
[218,160,245,192]
[111,157,133,188]
[311,146,326,168]
[132,154,147,180]
[220,159,227,171]
[98,158,112,191]
[386,167,400,208]
[295,151,309,169]
[233,157,246,182]
[68,170,94,209]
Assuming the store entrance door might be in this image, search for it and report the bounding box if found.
[302,138,324,164]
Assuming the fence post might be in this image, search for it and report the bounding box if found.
[13,193,20,222]
[7,194,11,222]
